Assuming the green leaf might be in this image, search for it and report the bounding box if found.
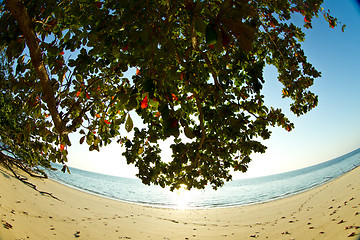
[125,140,132,148]
[79,136,85,144]
[180,118,195,139]
[76,74,83,82]
[86,132,94,145]
[125,114,133,132]
[342,24,346,32]
[89,145,96,151]
[184,125,195,139]
[143,78,155,98]
[115,114,126,125]
[143,78,155,92]
[126,96,137,110]
[64,134,72,146]
[195,17,207,36]
[138,146,144,155]
[61,165,71,174]
[205,23,218,45]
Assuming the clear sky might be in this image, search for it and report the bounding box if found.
[66,0,360,180]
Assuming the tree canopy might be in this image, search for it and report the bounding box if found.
[0,0,343,190]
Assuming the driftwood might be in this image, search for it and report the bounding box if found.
[0,152,61,201]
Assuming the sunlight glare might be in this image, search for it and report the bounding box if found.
[173,184,191,209]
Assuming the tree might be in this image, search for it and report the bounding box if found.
[0,50,58,177]
[0,0,343,190]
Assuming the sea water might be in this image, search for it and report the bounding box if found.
[48,148,360,209]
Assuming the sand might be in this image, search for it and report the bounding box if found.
[1,165,360,240]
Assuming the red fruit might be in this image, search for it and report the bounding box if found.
[104,120,111,125]
[136,68,140,75]
[60,51,65,55]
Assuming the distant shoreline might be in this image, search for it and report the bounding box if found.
[49,164,358,210]
[47,148,360,209]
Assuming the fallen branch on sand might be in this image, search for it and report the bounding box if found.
[0,153,61,201]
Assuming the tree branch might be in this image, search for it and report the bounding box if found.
[197,46,224,92]
[65,101,95,133]
[194,93,207,164]
[5,0,66,134]
[0,151,47,179]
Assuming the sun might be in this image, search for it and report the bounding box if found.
[173,184,191,209]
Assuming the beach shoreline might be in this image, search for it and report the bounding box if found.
[1,165,360,239]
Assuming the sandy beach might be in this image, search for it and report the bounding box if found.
[1,165,359,240]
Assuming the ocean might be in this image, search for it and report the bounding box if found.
[48,148,360,209]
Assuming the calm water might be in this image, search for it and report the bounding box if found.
[48,148,360,209]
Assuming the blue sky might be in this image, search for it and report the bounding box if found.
[66,0,360,179]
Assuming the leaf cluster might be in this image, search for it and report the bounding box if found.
[0,0,343,190]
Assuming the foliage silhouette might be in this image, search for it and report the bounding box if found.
[0,0,344,190]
